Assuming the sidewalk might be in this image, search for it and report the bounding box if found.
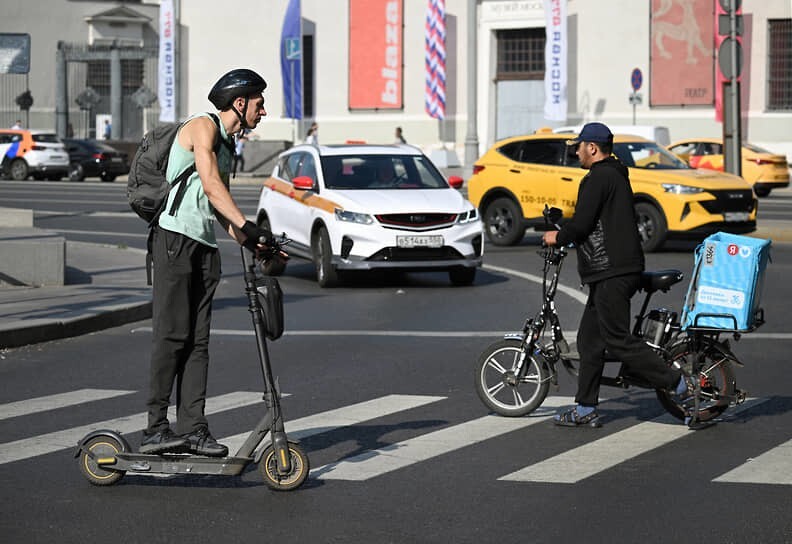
[1,178,790,350]
[0,241,151,349]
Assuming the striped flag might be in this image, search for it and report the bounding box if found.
[425,0,446,120]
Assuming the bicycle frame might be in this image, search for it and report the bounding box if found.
[511,245,574,385]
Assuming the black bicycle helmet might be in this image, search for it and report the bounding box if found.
[208,69,267,109]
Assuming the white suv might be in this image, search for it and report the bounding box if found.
[0,129,70,180]
[255,144,483,287]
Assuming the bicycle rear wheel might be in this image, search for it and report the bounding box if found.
[656,337,737,421]
[474,339,549,417]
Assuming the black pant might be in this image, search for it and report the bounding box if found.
[233,153,244,173]
[147,228,221,434]
[575,274,681,406]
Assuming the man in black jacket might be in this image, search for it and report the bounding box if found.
[543,122,690,427]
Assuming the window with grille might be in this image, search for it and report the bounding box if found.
[496,28,546,80]
[86,59,144,94]
[768,19,792,110]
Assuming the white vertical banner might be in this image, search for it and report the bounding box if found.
[543,0,567,121]
[158,0,176,123]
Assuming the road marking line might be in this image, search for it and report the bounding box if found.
[499,397,769,484]
[0,392,262,465]
[482,264,588,303]
[713,438,792,485]
[222,394,445,454]
[0,389,135,421]
[313,396,571,481]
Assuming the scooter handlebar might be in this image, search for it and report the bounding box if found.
[255,233,291,264]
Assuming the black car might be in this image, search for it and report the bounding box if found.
[63,138,129,182]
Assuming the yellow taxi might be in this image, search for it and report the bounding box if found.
[467,129,757,252]
[667,138,790,197]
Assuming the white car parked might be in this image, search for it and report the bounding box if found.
[255,144,483,287]
[0,129,70,180]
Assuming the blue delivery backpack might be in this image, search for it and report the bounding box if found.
[681,232,771,331]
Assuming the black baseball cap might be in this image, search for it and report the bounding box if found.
[566,122,613,145]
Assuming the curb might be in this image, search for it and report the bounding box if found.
[0,295,151,350]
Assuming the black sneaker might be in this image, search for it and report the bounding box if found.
[553,407,602,428]
[140,428,189,454]
[181,427,228,457]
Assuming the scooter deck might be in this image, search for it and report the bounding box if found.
[97,452,254,476]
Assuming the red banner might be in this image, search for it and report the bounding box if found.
[349,0,403,110]
[650,0,715,106]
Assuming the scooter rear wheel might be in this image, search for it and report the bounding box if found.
[78,435,126,486]
[259,440,309,491]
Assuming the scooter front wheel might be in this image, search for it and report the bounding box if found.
[78,435,126,486]
[259,440,309,491]
[475,339,550,417]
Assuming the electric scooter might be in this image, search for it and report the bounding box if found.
[75,240,309,491]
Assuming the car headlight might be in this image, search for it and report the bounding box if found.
[662,183,704,194]
[456,208,479,224]
[334,208,374,225]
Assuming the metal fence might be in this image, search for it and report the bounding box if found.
[0,74,34,129]
[0,41,160,139]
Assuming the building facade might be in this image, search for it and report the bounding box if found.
[2,0,790,161]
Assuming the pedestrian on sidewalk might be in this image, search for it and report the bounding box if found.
[305,122,318,145]
[395,126,406,144]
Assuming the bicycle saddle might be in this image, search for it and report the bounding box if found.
[640,269,684,293]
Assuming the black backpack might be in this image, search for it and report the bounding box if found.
[126,113,232,284]
[126,112,226,225]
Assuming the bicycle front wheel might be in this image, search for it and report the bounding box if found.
[656,337,737,421]
[475,339,550,417]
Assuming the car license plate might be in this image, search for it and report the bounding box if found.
[112,157,122,162]
[724,212,749,222]
[396,235,443,248]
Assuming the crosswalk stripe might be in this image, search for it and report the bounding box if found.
[0,392,262,465]
[0,389,135,421]
[713,438,792,485]
[221,394,446,454]
[313,396,572,481]
[499,397,769,484]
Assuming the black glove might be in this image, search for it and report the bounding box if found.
[240,220,274,252]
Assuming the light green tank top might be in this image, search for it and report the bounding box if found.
[158,112,233,247]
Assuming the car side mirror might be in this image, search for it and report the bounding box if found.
[292,176,314,191]
[447,175,464,189]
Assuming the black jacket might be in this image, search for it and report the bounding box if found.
[556,156,644,284]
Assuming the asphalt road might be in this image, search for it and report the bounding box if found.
[1,180,792,543]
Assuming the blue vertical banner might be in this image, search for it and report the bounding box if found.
[280,0,303,120]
